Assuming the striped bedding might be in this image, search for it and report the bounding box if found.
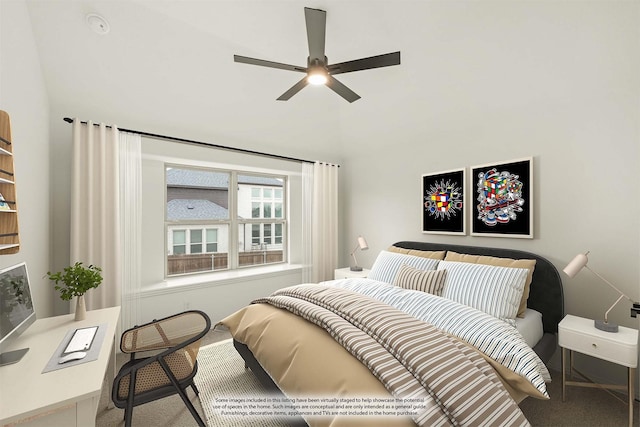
[325,278,550,397]
[255,284,530,427]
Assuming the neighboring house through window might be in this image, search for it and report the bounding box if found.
[166,166,286,276]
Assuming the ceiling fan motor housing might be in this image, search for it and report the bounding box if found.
[308,56,328,68]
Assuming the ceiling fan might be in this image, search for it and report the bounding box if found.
[234,7,401,103]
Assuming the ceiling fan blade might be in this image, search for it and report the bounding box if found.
[326,75,361,103]
[304,7,326,61]
[234,55,306,73]
[277,77,310,101]
[328,51,401,75]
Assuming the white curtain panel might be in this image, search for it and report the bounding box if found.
[301,162,314,283]
[311,161,339,282]
[71,120,122,312]
[119,131,142,330]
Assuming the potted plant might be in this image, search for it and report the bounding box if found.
[46,262,103,320]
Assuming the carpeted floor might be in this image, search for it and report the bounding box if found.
[193,339,291,427]
[97,327,638,427]
[521,371,638,427]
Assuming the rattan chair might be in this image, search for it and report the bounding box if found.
[111,310,211,427]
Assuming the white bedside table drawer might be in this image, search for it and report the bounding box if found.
[558,329,637,367]
[558,315,638,368]
[334,267,370,279]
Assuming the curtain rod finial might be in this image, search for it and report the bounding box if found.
[63,117,73,123]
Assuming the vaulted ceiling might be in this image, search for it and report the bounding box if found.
[25,1,624,163]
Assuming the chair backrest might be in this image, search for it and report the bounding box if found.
[121,310,211,354]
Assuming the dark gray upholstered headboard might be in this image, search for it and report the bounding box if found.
[393,241,564,335]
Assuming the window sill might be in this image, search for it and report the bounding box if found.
[141,263,304,297]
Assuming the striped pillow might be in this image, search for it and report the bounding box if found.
[368,250,440,284]
[393,264,447,295]
[444,251,536,318]
[438,260,528,325]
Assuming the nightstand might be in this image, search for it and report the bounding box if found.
[334,267,370,280]
[558,314,638,427]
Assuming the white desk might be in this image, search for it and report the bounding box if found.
[0,306,120,427]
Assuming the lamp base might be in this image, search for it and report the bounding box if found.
[594,319,619,333]
[350,266,363,272]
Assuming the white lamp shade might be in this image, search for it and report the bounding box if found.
[357,236,369,250]
[563,253,589,278]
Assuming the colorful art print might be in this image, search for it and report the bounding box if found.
[422,168,466,235]
[471,157,533,238]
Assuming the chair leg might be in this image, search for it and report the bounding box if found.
[125,371,137,427]
[176,386,206,427]
[124,407,133,427]
[190,380,200,396]
[158,358,205,427]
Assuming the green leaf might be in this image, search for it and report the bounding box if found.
[45,262,103,301]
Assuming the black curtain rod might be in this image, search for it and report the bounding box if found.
[63,117,339,167]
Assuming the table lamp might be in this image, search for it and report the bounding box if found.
[563,251,636,332]
[350,236,369,271]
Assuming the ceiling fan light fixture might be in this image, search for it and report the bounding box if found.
[307,68,328,85]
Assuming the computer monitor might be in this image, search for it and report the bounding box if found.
[0,262,36,366]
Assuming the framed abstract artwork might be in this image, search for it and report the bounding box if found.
[470,157,533,238]
[422,168,466,235]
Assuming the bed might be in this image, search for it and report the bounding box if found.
[220,241,564,426]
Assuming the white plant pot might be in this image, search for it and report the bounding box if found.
[75,295,86,321]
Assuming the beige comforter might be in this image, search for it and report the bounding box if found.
[221,285,537,427]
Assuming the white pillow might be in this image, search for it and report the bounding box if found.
[368,250,440,284]
[438,260,528,326]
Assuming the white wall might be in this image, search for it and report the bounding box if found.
[0,0,52,316]
[339,1,639,386]
[138,268,302,325]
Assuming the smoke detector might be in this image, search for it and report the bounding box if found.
[86,13,110,35]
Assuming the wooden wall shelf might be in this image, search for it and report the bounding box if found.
[0,110,19,254]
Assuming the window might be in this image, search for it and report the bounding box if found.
[275,223,283,244]
[206,229,218,252]
[169,228,219,255]
[166,166,286,276]
[172,230,186,255]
